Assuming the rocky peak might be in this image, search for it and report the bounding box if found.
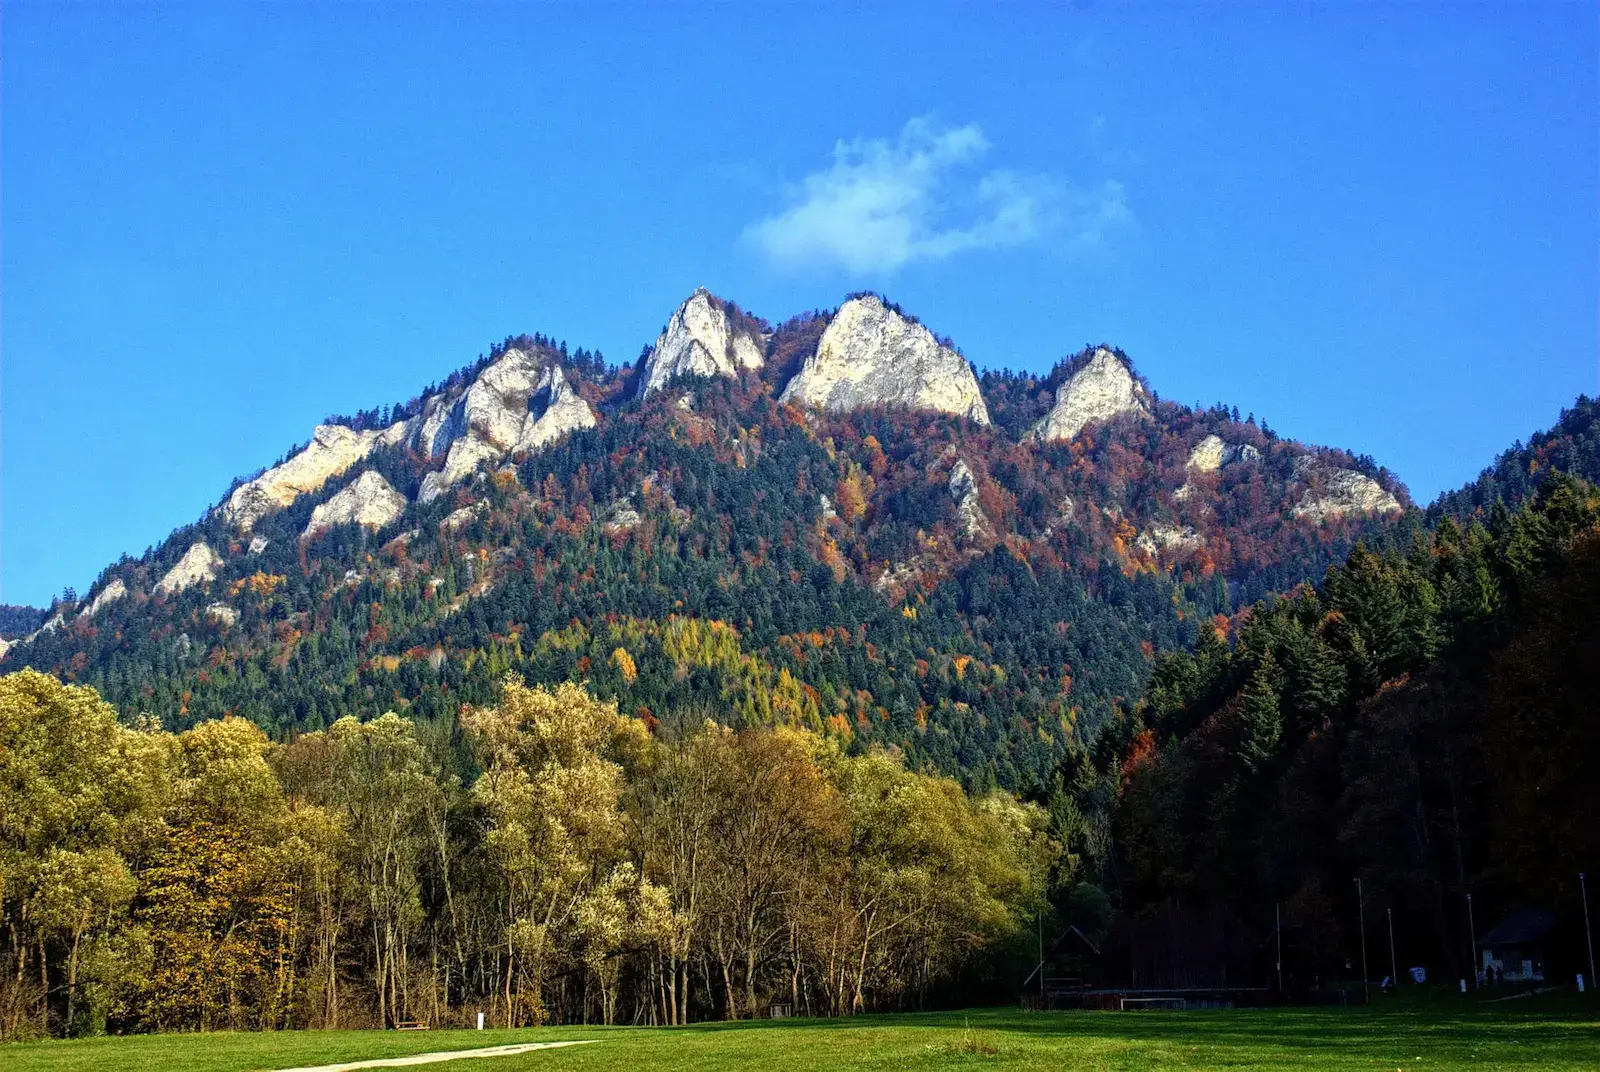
[779,295,990,424]
[1031,348,1149,443]
[639,289,764,397]
[304,470,408,540]
[156,542,223,597]
[419,351,597,503]
[1291,456,1403,521]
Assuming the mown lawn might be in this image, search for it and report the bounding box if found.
[4,1003,1597,1071]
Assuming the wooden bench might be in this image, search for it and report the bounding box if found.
[395,1021,431,1031]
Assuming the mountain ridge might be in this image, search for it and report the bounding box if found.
[3,287,1517,787]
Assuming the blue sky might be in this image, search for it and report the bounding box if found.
[3,3,1596,607]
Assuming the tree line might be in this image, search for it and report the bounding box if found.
[0,671,1052,1039]
[1041,472,1599,987]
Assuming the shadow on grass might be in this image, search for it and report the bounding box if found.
[648,1003,1600,1061]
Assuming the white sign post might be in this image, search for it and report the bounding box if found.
[477,1010,486,1030]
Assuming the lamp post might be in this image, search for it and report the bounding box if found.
[1276,902,1284,996]
[1356,878,1369,1002]
[1387,908,1398,990]
[1467,893,1478,987]
[1582,873,1596,992]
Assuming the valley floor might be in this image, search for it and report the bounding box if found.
[4,1003,1598,1072]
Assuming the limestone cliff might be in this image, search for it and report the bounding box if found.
[80,578,128,618]
[419,351,597,503]
[304,471,408,539]
[220,422,408,532]
[780,296,989,424]
[947,460,991,541]
[156,542,223,596]
[1187,434,1262,472]
[1291,456,1402,521]
[639,289,764,397]
[1031,348,1149,442]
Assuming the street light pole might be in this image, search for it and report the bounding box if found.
[1356,878,1369,1002]
[1387,908,1398,990]
[1276,902,1284,996]
[1582,873,1596,992]
[1467,893,1478,987]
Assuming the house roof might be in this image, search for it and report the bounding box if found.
[1481,908,1557,946]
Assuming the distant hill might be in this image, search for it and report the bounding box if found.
[0,605,47,639]
[1430,395,1599,522]
[2,290,1431,787]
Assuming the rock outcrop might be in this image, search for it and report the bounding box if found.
[81,578,128,618]
[219,345,597,528]
[602,499,643,535]
[419,351,597,503]
[1187,434,1227,473]
[304,471,408,539]
[1177,434,1263,502]
[947,460,990,540]
[1291,457,1402,521]
[156,542,223,596]
[1187,434,1261,473]
[1136,523,1205,557]
[640,289,764,397]
[221,422,409,532]
[205,602,239,627]
[1031,348,1149,443]
[780,295,989,424]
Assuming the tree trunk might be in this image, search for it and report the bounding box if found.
[65,928,82,1034]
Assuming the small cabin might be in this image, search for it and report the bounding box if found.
[1480,908,1556,983]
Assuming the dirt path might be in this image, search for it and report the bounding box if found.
[273,1039,598,1071]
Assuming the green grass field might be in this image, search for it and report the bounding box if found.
[4,1003,1597,1071]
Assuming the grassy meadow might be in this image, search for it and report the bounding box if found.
[4,1002,1597,1072]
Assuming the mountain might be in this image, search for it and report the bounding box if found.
[1430,394,1599,522]
[0,605,47,640]
[5,289,1417,787]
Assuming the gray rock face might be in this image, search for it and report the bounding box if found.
[1188,434,1261,472]
[947,460,990,540]
[1031,349,1149,442]
[205,602,239,627]
[221,422,408,532]
[419,351,596,504]
[602,499,643,535]
[640,289,764,397]
[440,502,488,533]
[780,295,989,424]
[156,542,224,596]
[81,578,128,618]
[1187,435,1228,473]
[218,347,596,528]
[304,471,408,539]
[1178,435,1262,502]
[1291,457,1402,521]
[1136,522,1205,557]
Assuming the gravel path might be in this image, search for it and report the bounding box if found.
[274,1039,598,1071]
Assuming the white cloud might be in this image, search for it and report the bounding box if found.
[743,117,1128,273]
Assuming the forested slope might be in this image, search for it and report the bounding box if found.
[1046,472,1599,986]
[2,292,1427,787]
